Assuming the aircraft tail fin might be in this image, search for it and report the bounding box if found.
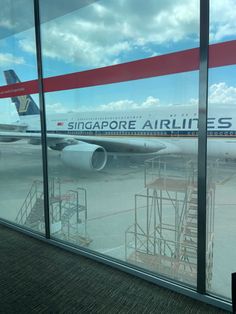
[4,69,40,116]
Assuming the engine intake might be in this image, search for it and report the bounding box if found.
[61,142,107,171]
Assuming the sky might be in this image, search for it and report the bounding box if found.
[0,0,236,122]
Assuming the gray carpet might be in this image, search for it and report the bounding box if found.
[0,225,230,313]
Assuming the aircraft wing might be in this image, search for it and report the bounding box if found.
[0,123,28,132]
[0,131,180,155]
[0,131,74,146]
[74,135,174,154]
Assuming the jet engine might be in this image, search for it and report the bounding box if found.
[61,142,107,171]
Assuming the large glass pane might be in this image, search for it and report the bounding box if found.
[207,0,236,299]
[39,0,200,77]
[39,0,200,287]
[0,0,44,234]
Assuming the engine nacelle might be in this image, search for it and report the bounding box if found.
[61,142,107,171]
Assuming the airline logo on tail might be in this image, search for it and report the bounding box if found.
[3,69,40,116]
[18,95,31,113]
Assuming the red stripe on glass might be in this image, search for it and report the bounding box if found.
[43,47,199,93]
[209,40,236,68]
[0,40,236,99]
[0,80,38,98]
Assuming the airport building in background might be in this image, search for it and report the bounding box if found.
[0,0,235,311]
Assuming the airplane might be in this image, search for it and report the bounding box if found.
[0,69,236,171]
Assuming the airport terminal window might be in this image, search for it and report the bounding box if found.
[206,0,236,299]
[0,0,45,234]
[39,0,200,288]
[39,0,200,77]
[0,0,234,310]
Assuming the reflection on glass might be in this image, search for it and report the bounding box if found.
[40,0,199,76]
[206,67,236,299]
[208,0,236,299]
[210,0,236,45]
[126,157,198,285]
[39,0,199,288]
[0,92,44,234]
[42,74,199,288]
[0,0,44,233]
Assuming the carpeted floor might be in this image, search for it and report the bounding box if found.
[0,225,230,313]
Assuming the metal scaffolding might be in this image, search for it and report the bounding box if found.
[126,157,215,287]
[15,177,91,246]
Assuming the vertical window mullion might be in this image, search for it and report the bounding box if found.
[33,0,50,239]
[197,0,209,294]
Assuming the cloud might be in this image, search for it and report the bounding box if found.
[18,0,199,68]
[141,96,161,108]
[189,82,236,105]
[0,0,92,40]
[46,102,70,114]
[0,53,25,67]
[46,96,160,113]
[209,82,236,104]
[210,0,236,42]
[45,82,236,115]
[89,96,160,111]
[0,100,19,123]
[0,19,15,30]
[189,98,198,106]
[5,0,235,71]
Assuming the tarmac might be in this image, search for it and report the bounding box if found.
[0,140,236,300]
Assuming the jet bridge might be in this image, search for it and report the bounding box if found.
[15,177,91,246]
[125,157,215,287]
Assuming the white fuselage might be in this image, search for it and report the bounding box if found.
[20,105,236,158]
